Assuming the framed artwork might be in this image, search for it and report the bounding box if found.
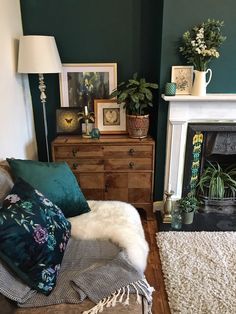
[171,66,194,95]
[59,63,117,112]
[56,108,82,135]
[94,99,127,134]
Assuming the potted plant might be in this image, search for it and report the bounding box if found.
[110,73,158,138]
[179,19,226,96]
[197,162,236,204]
[177,194,199,224]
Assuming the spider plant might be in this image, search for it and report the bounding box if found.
[197,161,236,199]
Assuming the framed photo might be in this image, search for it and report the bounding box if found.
[59,63,117,111]
[171,66,193,95]
[56,108,82,135]
[94,99,127,134]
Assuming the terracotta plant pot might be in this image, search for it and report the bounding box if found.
[126,114,149,138]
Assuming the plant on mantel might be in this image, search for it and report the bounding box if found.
[179,19,226,71]
[110,73,158,138]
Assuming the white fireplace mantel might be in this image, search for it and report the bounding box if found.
[162,94,236,200]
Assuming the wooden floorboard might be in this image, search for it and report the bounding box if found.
[142,214,170,314]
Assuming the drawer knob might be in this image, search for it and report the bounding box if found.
[129,148,135,155]
[72,163,78,170]
[129,161,135,169]
[72,148,79,157]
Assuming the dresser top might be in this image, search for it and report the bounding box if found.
[52,135,155,145]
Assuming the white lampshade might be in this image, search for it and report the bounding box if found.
[18,35,62,74]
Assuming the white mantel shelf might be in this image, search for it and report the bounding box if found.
[162,93,236,102]
[162,93,236,201]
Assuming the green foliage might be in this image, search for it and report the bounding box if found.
[110,73,158,115]
[197,162,236,199]
[179,19,226,71]
[177,195,199,213]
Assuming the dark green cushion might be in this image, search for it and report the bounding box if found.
[0,178,71,295]
[7,159,90,218]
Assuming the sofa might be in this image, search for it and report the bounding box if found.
[0,160,152,314]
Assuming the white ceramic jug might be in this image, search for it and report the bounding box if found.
[191,69,212,96]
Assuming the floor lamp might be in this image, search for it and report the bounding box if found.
[18,35,62,161]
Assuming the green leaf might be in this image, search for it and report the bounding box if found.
[23,223,30,232]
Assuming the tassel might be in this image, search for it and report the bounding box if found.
[82,296,109,314]
[124,285,130,306]
[118,287,126,303]
[83,278,154,314]
[112,289,121,306]
[131,282,142,304]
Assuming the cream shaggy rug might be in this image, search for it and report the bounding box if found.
[156,232,236,314]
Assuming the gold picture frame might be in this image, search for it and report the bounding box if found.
[59,63,117,111]
[56,108,82,135]
[94,99,127,134]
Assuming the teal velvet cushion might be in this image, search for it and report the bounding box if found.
[7,159,91,218]
[0,178,71,295]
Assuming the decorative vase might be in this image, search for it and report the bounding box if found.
[171,207,182,230]
[191,69,212,96]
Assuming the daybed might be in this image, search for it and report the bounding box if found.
[0,160,153,314]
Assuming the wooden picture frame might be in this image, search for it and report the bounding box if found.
[59,63,117,111]
[171,66,194,95]
[94,99,127,134]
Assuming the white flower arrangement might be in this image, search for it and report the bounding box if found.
[179,19,226,71]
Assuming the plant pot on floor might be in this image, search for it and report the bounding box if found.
[127,114,149,138]
[182,211,194,224]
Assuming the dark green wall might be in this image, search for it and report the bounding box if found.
[20,0,236,200]
[20,0,161,159]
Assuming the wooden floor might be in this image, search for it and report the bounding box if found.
[141,214,170,314]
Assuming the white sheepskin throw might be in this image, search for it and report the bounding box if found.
[68,200,149,273]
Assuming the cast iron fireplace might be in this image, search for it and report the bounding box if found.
[182,123,236,209]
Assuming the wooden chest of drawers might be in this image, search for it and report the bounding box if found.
[52,135,155,219]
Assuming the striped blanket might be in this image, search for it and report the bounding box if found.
[16,238,153,314]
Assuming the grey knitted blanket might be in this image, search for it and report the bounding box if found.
[17,238,153,313]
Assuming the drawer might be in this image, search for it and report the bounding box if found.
[104,158,152,171]
[128,173,152,188]
[103,145,152,158]
[75,173,104,200]
[67,159,104,172]
[53,145,104,159]
[128,189,151,203]
[77,173,104,188]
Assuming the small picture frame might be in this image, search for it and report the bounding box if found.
[56,108,82,135]
[171,66,193,95]
[94,99,127,134]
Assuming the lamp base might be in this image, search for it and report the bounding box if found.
[162,213,172,224]
[82,134,92,139]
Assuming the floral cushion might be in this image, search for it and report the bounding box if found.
[0,178,71,295]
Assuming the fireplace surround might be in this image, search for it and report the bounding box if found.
[162,94,236,201]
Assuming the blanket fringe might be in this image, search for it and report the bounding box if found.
[82,277,154,314]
